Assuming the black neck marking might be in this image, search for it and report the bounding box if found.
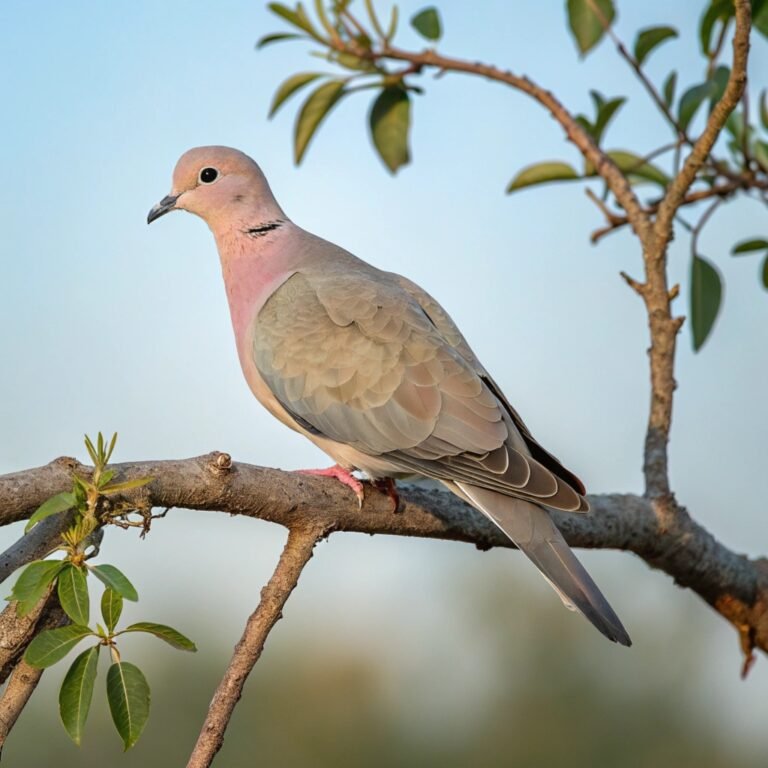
[244,220,285,238]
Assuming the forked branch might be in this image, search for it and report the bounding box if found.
[186,523,325,768]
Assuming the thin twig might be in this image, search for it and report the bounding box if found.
[641,141,683,166]
[619,271,646,296]
[655,0,751,243]
[690,197,724,258]
[584,0,689,142]
[186,524,325,768]
[590,181,746,242]
[585,187,622,224]
[707,17,731,79]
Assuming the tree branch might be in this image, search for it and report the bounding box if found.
[186,523,324,768]
[0,660,44,755]
[654,0,751,244]
[1,455,766,666]
[589,180,765,242]
[0,594,67,753]
[638,0,750,501]
[335,42,653,242]
[585,0,689,143]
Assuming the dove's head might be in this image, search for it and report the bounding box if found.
[147,146,283,231]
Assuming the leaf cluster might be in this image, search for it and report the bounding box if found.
[258,0,768,351]
[4,434,195,750]
[258,1,444,173]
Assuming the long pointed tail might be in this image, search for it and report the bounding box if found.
[454,482,631,646]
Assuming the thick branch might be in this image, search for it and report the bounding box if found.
[638,0,751,499]
[0,595,67,752]
[186,524,323,768]
[1,455,766,662]
[0,589,63,683]
[0,661,43,754]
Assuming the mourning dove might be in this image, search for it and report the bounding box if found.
[148,146,630,646]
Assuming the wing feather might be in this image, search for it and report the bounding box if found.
[253,269,588,512]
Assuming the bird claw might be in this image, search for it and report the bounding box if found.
[372,478,400,513]
[295,465,365,508]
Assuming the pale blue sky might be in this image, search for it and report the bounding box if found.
[1,0,767,753]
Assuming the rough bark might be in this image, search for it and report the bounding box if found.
[186,524,324,768]
[1,455,765,659]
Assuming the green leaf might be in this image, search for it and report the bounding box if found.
[690,254,723,351]
[507,161,580,193]
[105,432,118,465]
[9,559,65,616]
[566,0,615,55]
[57,564,90,626]
[633,26,678,66]
[294,79,347,164]
[334,52,375,71]
[101,588,124,633]
[59,646,99,745]
[590,92,625,145]
[107,662,151,751]
[98,469,116,488]
[121,623,197,652]
[731,238,768,255]
[90,565,138,602]
[99,476,152,495]
[410,7,441,41]
[25,625,93,668]
[24,491,75,533]
[762,255,768,289]
[84,434,99,466]
[605,150,669,187]
[313,0,336,38]
[678,82,712,133]
[256,32,303,48]
[268,2,320,39]
[268,72,323,118]
[708,65,730,111]
[663,71,677,110]
[724,110,745,145]
[575,114,593,135]
[386,4,399,41]
[755,140,768,169]
[700,0,732,55]
[759,90,768,131]
[369,87,411,174]
[754,0,768,37]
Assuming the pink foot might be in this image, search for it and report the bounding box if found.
[295,464,365,508]
[372,478,400,513]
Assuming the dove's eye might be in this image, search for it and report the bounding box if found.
[199,167,219,184]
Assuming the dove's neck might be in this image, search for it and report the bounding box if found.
[214,216,301,346]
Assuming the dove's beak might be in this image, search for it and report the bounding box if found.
[147,194,179,224]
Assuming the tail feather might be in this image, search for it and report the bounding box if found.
[455,482,631,647]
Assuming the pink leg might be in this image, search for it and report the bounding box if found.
[295,464,365,507]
